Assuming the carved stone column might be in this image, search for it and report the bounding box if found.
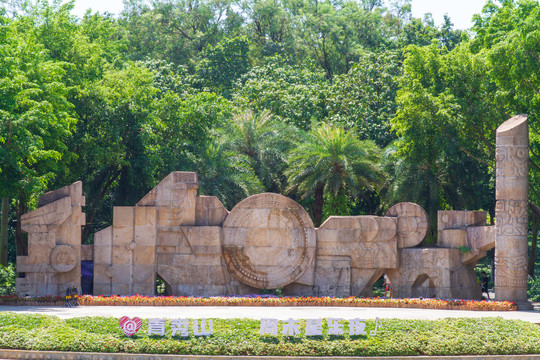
[495,114,532,309]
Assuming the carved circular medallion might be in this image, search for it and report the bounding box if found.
[50,245,78,272]
[222,193,316,289]
[385,202,429,248]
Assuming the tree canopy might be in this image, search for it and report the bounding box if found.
[0,0,538,279]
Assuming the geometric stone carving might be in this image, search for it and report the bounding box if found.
[494,114,531,308]
[222,193,316,289]
[386,202,429,248]
[50,245,78,272]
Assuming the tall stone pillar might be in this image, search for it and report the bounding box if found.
[494,114,532,309]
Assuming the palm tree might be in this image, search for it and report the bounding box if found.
[222,109,298,193]
[286,123,382,226]
[187,140,264,209]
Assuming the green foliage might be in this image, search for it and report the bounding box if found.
[326,49,401,147]
[0,20,76,199]
[0,314,539,356]
[233,56,327,130]
[286,124,382,226]
[195,36,250,98]
[186,140,263,210]
[528,277,540,302]
[0,264,15,295]
[221,109,298,192]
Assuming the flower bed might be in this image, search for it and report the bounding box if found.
[0,294,517,310]
[71,295,517,311]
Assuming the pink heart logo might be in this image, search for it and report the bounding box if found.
[119,316,142,337]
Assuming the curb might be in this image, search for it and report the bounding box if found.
[1,350,540,360]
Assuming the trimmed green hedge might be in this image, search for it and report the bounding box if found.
[0,313,539,356]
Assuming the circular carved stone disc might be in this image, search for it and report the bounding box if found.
[50,245,78,272]
[385,202,429,248]
[222,193,316,289]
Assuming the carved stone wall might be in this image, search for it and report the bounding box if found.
[93,172,233,296]
[16,182,85,296]
[16,173,498,299]
[25,115,535,303]
[494,114,531,308]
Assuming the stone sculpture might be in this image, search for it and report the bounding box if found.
[494,114,532,309]
[15,116,530,307]
[16,182,86,296]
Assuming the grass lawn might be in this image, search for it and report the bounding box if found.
[0,313,539,356]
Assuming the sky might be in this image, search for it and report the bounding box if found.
[67,0,488,30]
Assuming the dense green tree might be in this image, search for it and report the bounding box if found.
[121,0,243,65]
[233,56,327,130]
[286,124,382,226]
[221,109,297,192]
[154,89,233,180]
[65,63,160,240]
[195,36,250,98]
[187,140,263,209]
[390,41,507,239]
[326,49,401,147]
[0,15,76,256]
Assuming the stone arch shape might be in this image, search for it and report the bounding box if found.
[411,273,436,298]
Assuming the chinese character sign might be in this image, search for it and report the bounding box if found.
[120,317,382,338]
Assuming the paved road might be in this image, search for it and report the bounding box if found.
[2,305,540,323]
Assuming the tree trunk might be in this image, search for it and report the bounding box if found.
[313,183,324,227]
[0,197,8,266]
[15,191,27,257]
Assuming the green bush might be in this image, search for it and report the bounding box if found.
[0,313,539,356]
[0,264,16,295]
[528,276,540,302]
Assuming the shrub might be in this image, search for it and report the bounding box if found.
[0,314,539,356]
[528,276,540,302]
[0,264,16,295]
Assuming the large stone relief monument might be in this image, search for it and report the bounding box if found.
[15,115,532,309]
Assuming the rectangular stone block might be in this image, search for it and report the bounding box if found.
[132,265,155,284]
[112,246,132,265]
[132,284,154,295]
[161,208,186,227]
[93,264,112,284]
[438,229,467,248]
[113,226,133,246]
[16,263,54,273]
[135,206,157,226]
[134,226,157,246]
[196,196,228,226]
[94,226,112,246]
[467,226,495,251]
[28,233,55,246]
[94,282,112,296]
[181,227,222,255]
[157,253,174,264]
[313,256,351,296]
[134,246,155,265]
[111,283,130,295]
[438,210,487,232]
[113,207,134,227]
[94,244,112,265]
[157,245,176,253]
[111,264,132,284]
